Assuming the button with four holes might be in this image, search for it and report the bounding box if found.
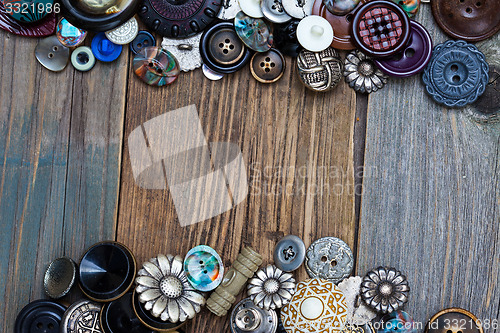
[71,46,96,71]
[250,48,286,83]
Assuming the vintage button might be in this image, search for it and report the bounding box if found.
[250,48,286,83]
[273,20,302,57]
[297,47,343,92]
[202,64,225,80]
[0,3,56,37]
[375,20,431,77]
[296,15,333,52]
[261,0,292,23]
[281,278,348,333]
[338,276,376,325]
[61,300,102,333]
[4,0,53,23]
[422,40,489,107]
[238,0,263,18]
[56,18,87,48]
[377,311,416,333]
[361,266,409,314]
[311,0,357,50]
[130,31,156,55]
[132,290,186,332]
[219,0,242,19]
[273,235,306,272]
[138,0,222,38]
[133,47,180,86]
[247,265,296,310]
[44,257,77,299]
[282,0,314,18]
[161,34,202,72]
[305,236,354,282]
[425,308,483,333]
[431,0,500,42]
[230,298,278,333]
[183,245,224,292]
[14,300,67,333]
[105,17,139,45]
[100,292,155,333]
[391,0,419,17]
[76,0,117,14]
[344,49,388,93]
[235,12,274,52]
[79,241,136,302]
[35,36,70,72]
[323,0,360,15]
[71,46,96,71]
[352,0,411,58]
[91,32,123,62]
[200,21,252,74]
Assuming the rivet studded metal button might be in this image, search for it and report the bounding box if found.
[431,0,500,42]
[235,11,274,52]
[378,311,417,333]
[5,0,53,23]
[44,257,77,299]
[361,266,409,313]
[161,34,202,72]
[56,18,87,48]
[91,32,123,62]
[101,292,155,333]
[391,0,419,17]
[230,298,278,333]
[422,40,489,107]
[61,300,103,333]
[35,36,70,72]
[426,308,483,333]
[344,49,388,93]
[0,3,56,37]
[238,0,263,18]
[273,235,306,272]
[130,31,156,55]
[296,15,333,52]
[15,300,67,333]
[184,245,224,292]
[71,46,96,71]
[352,0,411,58]
[282,0,314,18]
[305,237,354,283]
[250,48,286,83]
[105,17,139,45]
[261,0,292,23]
[298,47,343,92]
[323,0,360,15]
[273,20,302,57]
[375,20,432,77]
[133,47,180,86]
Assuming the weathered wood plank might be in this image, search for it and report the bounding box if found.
[357,5,500,329]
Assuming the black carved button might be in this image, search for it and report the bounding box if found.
[274,20,302,57]
[101,292,155,333]
[132,290,186,332]
[200,21,252,74]
[15,300,67,333]
[138,0,222,38]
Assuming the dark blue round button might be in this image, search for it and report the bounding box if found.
[130,31,156,55]
[91,32,123,62]
[422,40,489,107]
[15,300,66,333]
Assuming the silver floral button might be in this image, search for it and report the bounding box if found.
[230,298,278,333]
[344,50,388,94]
[305,237,354,283]
[247,265,296,310]
[360,267,409,314]
[273,235,305,272]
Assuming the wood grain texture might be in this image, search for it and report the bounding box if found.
[117,55,357,331]
[357,5,500,330]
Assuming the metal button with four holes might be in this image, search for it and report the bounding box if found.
[14,300,67,333]
[35,35,70,72]
[305,236,354,283]
[250,48,286,83]
[130,31,156,55]
[261,0,292,23]
[105,16,139,45]
[273,235,306,272]
[71,46,96,71]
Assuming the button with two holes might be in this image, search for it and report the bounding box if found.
[35,35,70,72]
[250,48,286,83]
[130,31,156,55]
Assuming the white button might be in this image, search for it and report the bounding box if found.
[300,296,324,320]
[296,15,334,52]
[238,0,264,18]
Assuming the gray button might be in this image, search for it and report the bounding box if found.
[218,0,242,20]
[35,36,69,72]
[273,235,305,272]
[305,236,354,283]
[282,0,314,18]
[230,298,278,333]
[261,0,292,23]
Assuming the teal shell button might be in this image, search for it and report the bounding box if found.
[184,245,224,292]
[4,0,54,23]
[234,11,273,52]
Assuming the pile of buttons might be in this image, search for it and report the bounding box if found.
[15,236,485,333]
[1,0,498,105]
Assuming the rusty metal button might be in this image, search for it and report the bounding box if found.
[425,308,483,333]
[250,48,286,83]
[305,236,354,283]
[431,0,500,42]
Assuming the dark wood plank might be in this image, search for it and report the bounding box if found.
[357,4,500,329]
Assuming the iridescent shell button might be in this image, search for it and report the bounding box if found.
[184,245,224,292]
[133,47,180,86]
[235,11,274,52]
[56,18,87,48]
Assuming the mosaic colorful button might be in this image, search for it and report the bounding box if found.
[15,300,67,333]
[133,47,180,86]
[230,298,279,333]
[35,35,70,72]
[238,0,263,18]
[273,20,302,57]
[296,15,333,52]
[56,18,87,48]
[311,0,357,50]
[101,292,155,333]
[375,20,431,77]
[130,30,156,55]
[352,0,411,58]
[3,0,53,23]
[105,16,139,45]
[0,3,56,37]
[235,11,274,52]
[422,40,489,107]
[71,46,96,71]
[91,32,123,62]
[305,237,354,283]
[183,245,224,292]
[261,0,292,23]
[273,235,306,272]
[426,308,483,333]
[218,0,241,19]
[44,257,77,299]
[161,33,202,72]
[377,311,417,333]
[391,0,419,17]
[323,0,359,15]
[138,0,222,38]
[282,0,314,18]
[431,0,500,42]
[344,49,388,93]
[250,48,286,83]
[61,300,103,333]
[281,278,348,333]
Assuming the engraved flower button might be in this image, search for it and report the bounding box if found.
[344,50,388,94]
[247,265,296,310]
[360,267,409,314]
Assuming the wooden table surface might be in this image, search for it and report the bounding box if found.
[1,4,499,332]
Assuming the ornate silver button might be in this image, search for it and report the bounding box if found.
[360,267,409,313]
[105,17,139,45]
[61,300,103,333]
[305,236,354,283]
[247,265,296,310]
[230,298,278,333]
[161,34,202,72]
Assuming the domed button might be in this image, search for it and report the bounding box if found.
[91,32,123,62]
[261,0,292,23]
[305,237,354,283]
[422,40,489,107]
[297,47,343,92]
[56,17,87,48]
[132,290,186,332]
[130,31,156,55]
[323,0,360,15]
[35,36,70,72]
[282,0,314,18]
[15,300,67,333]
[273,235,306,272]
[391,0,420,17]
[5,0,53,23]
[44,257,77,299]
[235,12,274,52]
[138,0,222,38]
[273,20,302,57]
[250,48,286,83]
[101,292,155,333]
[360,267,409,314]
[431,0,500,42]
[352,0,411,58]
[105,17,139,45]
[425,308,483,333]
[71,46,96,71]
[375,20,432,77]
[200,21,252,74]
[230,298,278,333]
[133,47,180,86]
[183,245,224,292]
[344,50,388,93]
[61,300,103,333]
[296,15,333,52]
[0,4,56,37]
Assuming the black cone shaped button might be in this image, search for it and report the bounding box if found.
[101,292,155,333]
[15,300,67,333]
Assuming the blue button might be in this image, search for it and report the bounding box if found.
[130,31,156,55]
[91,32,123,62]
[273,235,305,272]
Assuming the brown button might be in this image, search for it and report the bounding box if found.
[250,48,286,83]
[426,308,483,333]
[432,0,500,42]
[209,27,246,66]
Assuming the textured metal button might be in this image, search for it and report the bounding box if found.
[61,300,103,333]
[230,298,278,333]
[101,292,155,333]
[377,311,417,333]
[161,34,202,72]
[44,257,77,299]
[281,278,348,333]
[238,0,263,18]
[35,36,69,72]
[273,20,302,57]
[202,64,224,80]
[375,20,432,77]
[305,236,353,283]
[132,290,186,332]
[250,48,286,83]
[15,300,67,333]
[422,40,489,107]
[105,16,139,45]
[71,46,96,71]
[4,0,53,23]
[296,15,333,52]
[273,235,306,272]
[133,47,180,86]
[183,245,224,292]
[282,0,314,18]
[431,0,500,42]
[247,265,296,310]
[426,308,483,333]
[344,49,388,93]
[130,31,156,55]
[0,3,56,37]
[297,47,343,92]
[323,0,360,15]
[235,11,274,52]
[138,0,222,38]
[337,276,376,326]
[56,17,87,48]
[91,32,123,62]
[360,267,409,314]
[352,0,411,58]
[261,0,292,23]
[219,0,242,19]
[391,0,419,17]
